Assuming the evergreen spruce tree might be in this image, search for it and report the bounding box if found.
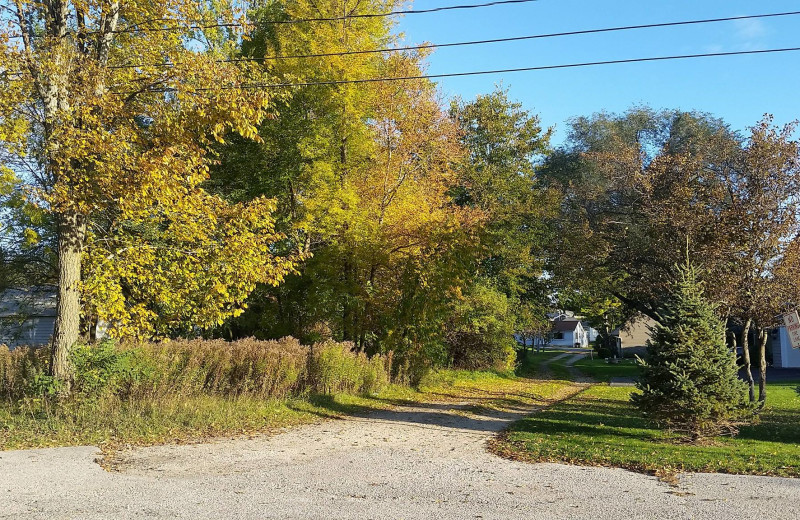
[632,261,752,440]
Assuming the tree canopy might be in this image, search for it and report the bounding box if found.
[0,0,300,382]
[1,1,797,393]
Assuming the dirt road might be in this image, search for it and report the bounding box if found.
[2,395,799,519]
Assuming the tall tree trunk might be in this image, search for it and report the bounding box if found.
[740,318,755,402]
[757,328,768,404]
[50,211,86,386]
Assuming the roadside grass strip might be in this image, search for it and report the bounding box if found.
[570,358,641,382]
[516,350,575,381]
[490,383,800,477]
[0,368,574,451]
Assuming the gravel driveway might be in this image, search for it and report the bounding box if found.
[2,394,799,519]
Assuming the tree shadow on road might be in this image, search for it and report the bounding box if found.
[289,392,554,435]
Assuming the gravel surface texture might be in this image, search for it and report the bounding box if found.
[2,395,799,519]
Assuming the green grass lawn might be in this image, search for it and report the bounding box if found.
[516,349,574,380]
[0,368,573,451]
[570,358,641,381]
[492,382,800,477]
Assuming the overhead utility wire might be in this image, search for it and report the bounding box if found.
[139,46,800,92]
[105,10,800,69]
[103,0,542,34]
[3,0,541,39]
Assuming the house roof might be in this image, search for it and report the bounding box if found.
[0,288,57,318]
[552,319,581,332]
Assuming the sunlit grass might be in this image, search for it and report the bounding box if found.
[492,382,800,477]
[0,368,573,451]
[415,367,575,409]
[570,358,640,381]
[516,350,573,380]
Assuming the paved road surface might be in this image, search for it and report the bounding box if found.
[2,397,799,519]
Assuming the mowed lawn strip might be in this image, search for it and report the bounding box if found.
[0,369,574,451]
[516,350,578,381]
[570,358,640,382]
[491,382,800,477]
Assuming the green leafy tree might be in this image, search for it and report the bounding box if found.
[543,109,800,403]
[1,0,297,387]
[633,262,751,440]
[211,0,477,372]
[449,88,556,346]
[444,282,517,370]
[450,88,555,298]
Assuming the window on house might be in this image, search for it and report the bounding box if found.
[553,332,564,340]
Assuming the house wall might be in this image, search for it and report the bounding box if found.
[583,324,599,343]
[549,330,575,347]
[574,324,588,348]
[0,316,55,349]
[549,327,589,348]
[775,327,800,368]
[617,318,655,348]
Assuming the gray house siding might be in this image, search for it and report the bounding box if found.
[0,288,58,349]
[0,316,56,348]
[772,328,783,368]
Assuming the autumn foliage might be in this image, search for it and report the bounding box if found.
[1,1,798,393]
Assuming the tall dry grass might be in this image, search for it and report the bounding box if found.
[0,344,50,400]
[0,337,391,402]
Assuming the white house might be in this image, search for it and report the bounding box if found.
[549,317,589,348]
[516,312,598,349]
[581,321,599,342]
[0,288,58,348]
[771,326,800,368]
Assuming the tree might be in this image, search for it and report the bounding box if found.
[544,109,800,404]
[542,107,740,323]
[0,171,57,294]
[450,88,555,298]
[210,1,481,373]
[209,9,556,374]
[445,282,517,371]
[715,118,800,403]
[448,88,556,352]
[516,301,552,352]
[633,261,752,440]
[1,1,297,386]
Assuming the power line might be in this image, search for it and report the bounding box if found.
[137,46,800,92]
[3,0,540,39]
[98,0,543,35]
[104,10,800,69]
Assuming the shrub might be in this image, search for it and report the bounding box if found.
[124,337,309,399]
[592,333,617,359]
[632,262,752,440]
[307,342,389,395]
[445,283,517,372]
[446,331,515,371]
[71,341,141,397]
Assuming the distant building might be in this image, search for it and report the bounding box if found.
[548,315,590,348]
[0,288,57,348]
[771,326,800,368]
[516,312,598,349]
[612,315,656,348]
[581,321,600,343]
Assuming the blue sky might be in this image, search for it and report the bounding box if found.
[397,0,800,145]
